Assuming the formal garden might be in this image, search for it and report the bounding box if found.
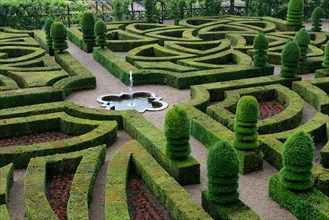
[1,0,329,219]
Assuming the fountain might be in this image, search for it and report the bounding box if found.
[97,71,168,113]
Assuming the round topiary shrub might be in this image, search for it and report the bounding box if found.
[294,28,310,62]
[206,140,239,204]
[286,0,304,26]
[280,130,314,190]
[164,106,191,159]
[81,12,96,43]
[94,20,107,49]
[311,7,324,32]
[233,96,259,151]
[44,17,55,49]
[322,41,329,68]
[253,33,269,67]
[280,41,301,78]
[50,22,68,53]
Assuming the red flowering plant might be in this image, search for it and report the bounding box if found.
[127,171,172,220]
[0,131,76,147]
[258,100,285,120]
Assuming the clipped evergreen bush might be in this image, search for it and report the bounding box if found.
[323,41,329,68]
[94,20,107,49]
[280,130,314,190]
[50,22,68,53]
[280,41,300,78]
[311,7,324,32]
[294,28,310,62]
[286,0,304,26]
[144,0,157,23]
[164,106,191,159]
[44,17,55,49]
[206,140,239,204]
[81,12,96,43]
[177,0,186,20]
[253,33,269,67]
[233,96,259,151]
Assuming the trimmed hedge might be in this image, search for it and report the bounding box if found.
[24,145,106,220]
[0,163,14,205]
[106,140,212,220]
[0,204,10,220]
[323,41,329,68]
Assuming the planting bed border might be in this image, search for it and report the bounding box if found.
[0,163,13,205]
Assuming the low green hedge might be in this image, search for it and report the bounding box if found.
[269,174,329,219]
[24,145,106,219]
[125,23,181,35]
[0,112,117,168]
[316,68,329,78]
[207,84,304,134]
[0,204,10,220]
[320,123,329,168]
[0,163,13,205]
[105,140,211,219]
[121,110,200,185]
[228,20,276,33]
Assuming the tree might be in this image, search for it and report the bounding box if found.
[280,41,300,78]
[81,12,96,44]
[294,28,310,62]
[144,0,157,23]
[164,106,191,159]
[233,96,260,151]
[280,131,314,190]
[206,140,239,204]
[44,17,55,51]
[311,7,324,32]
[178,0,186,20]
[94,20,107,49]
[253,33,269,67]
[286,0,304,26]
[204,0,221,16]
[229,0,235,15]
[322,41,329,68]
[50,22,68,53]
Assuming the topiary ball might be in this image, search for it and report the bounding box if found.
[235,95,259,123]
[50,22,67,40]
[94,20,107,36]
[253,33,269,50]
[164,105,190,140]
[206,140,239,204]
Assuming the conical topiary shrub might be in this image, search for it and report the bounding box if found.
[164,106,191,159]
[311,7,324,32]
[94,20,107,49]
[280,130,314,190]
[253,33,269,67]
[322,41,329,68]
[280,41,301,78]
[233,96,259,151]
[286,0,304,26]
[294,28,310,62]
[81,12,96,43]
[50,22,68,53]
[206,141,239,204]
[44,17,55,50]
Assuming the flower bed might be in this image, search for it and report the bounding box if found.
[0,131,76,147]
[127,170,172,220]
[258,100,285,120]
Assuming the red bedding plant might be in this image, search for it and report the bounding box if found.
[258,100,285,120]
[127,170,173,220]
[0,131,76,147]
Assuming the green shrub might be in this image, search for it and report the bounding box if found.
[164,106,191,159]
[280,41,300,78]
[323,41,329,68]
[50,22,68,53]
[144,0,157,23]
[44,17,55,48]
[94,20,107,49]
[233,96,259,151]
[280,130,314,190]
[81,12,95,43]
[294,28,310,62]
[286,0,304,26]
[203,0,221,16]
[206,140,239,204]
[253,33,269,67]
[178,0,186,20]
[311,7,324,32]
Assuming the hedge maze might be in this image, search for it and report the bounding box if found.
[1,13,329,220]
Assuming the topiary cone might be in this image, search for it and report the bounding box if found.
[280,130,314,190]
[311,7,324,32]
[50,22,68,53]
[94,20,107,49]
[322,41,329,68]
[286,0,304,26]
[233,96,260,151]
[44,17,55,48]
[253,33,269,67]
[206,140,239,204]
[81,12,96,43]
[164,106,191,159]
[294,28,310,62]
[280,41,300,78]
